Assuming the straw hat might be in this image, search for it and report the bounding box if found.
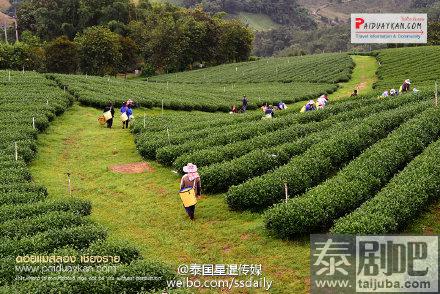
[183,163,198,173]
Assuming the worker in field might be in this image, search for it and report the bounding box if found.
[401,79,411,92]
[241,95,248,112]
[230,104,238,114]
[390,89,398,96]
[350,89,358,97]
[103,102,115,128]
[316,95,329,110]
[121,101,133,129]
[264,105,275,118]
[179,163,202,221]
[381,90,389,97]
[301,100,316,112]
[321,94,329,105]
[120,101,128,129]
[278,101,287,110]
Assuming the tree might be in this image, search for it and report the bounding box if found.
[118,36,141,74]
[0,42,45,71]
[217,19,254,63]
[75,26,122,76]
[46,36,79,73]
[17,0,133,40]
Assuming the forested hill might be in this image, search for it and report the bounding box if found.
[182,0,316,29]
[2,0,440,63]
[0,0,254,76]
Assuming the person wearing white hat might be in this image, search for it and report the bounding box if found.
[180,163,201,220]
[401,79,411,92]
[390,89,397,96]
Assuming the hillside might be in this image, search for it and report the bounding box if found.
[3,46,440,293]
[374,46,440,90]
[50,53,354,112]
[0,0,10,11]
[297,0,414,25]
[234,12,280,31]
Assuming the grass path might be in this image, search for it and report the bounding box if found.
[30,104,310,293]
[329,55,378,100]
[289,55,378,111]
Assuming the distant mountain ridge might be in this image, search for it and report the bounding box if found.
[2,0,436,32]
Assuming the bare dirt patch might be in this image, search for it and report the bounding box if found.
[109,162,155,174]
[222,245,232,254]
[240,233,250,240]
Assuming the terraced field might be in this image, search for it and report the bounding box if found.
[133,89,439,240]
[374,46,440,90]
[3,45,440,293]
[51,74,337,112]
[49,53,355,113]
[0,71,174,293]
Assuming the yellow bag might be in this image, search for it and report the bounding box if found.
[121,113,128,122]
[98,115,106,125]
[179,187,197,207]
[103,111,112,121]
[300,105,306,113]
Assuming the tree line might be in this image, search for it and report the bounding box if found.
[0,0,253,76]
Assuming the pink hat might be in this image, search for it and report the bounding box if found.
[183,163,198,173]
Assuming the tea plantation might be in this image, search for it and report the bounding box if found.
[374,46,440,89]
[50,76,338,112]
[1,45,440,293]
[0,71,174,293]
[129,46,440,239]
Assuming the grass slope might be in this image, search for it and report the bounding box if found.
[234,12,280,31]
[329,55,378,100]
[30,104,311,293]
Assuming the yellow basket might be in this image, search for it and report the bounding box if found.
[179,187,197,207]
[98,115,106,125]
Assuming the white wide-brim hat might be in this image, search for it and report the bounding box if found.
[405,79,411,84]
[308,100,315,104]
[183,163,198,173]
